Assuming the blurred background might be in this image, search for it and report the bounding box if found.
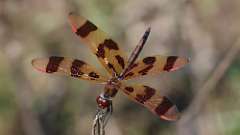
[0,0,240,135]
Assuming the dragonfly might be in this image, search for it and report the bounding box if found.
[32,12,189,123]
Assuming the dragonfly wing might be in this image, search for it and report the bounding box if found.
[123,55,189,80]
[68,12,127,76]
[120,83,180,121]
[32,56,108,83]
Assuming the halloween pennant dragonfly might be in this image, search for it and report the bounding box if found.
[32,12,189,121]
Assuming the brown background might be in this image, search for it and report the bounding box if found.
[0,0,240,135]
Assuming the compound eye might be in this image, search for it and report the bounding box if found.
[96,96,110,109]
[101,100,109,108]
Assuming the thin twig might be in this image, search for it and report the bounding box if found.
[180,37,240,124]
[92,108,111,135]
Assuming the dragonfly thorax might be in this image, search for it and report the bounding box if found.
[107,77,120,87]
[96,77,120,109]
[103,77,121,97]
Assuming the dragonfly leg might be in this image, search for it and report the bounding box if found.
[92,101,113,135]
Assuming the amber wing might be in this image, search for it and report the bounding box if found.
[32,56,108,83]
[68,12,127,76]
[120,83,180,121]
[123,55,189,80]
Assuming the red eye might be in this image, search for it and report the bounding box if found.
[96,96,110,109]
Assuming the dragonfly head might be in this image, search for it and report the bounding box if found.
[96,94,112,109]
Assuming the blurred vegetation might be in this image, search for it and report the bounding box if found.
[0,0,240,135]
